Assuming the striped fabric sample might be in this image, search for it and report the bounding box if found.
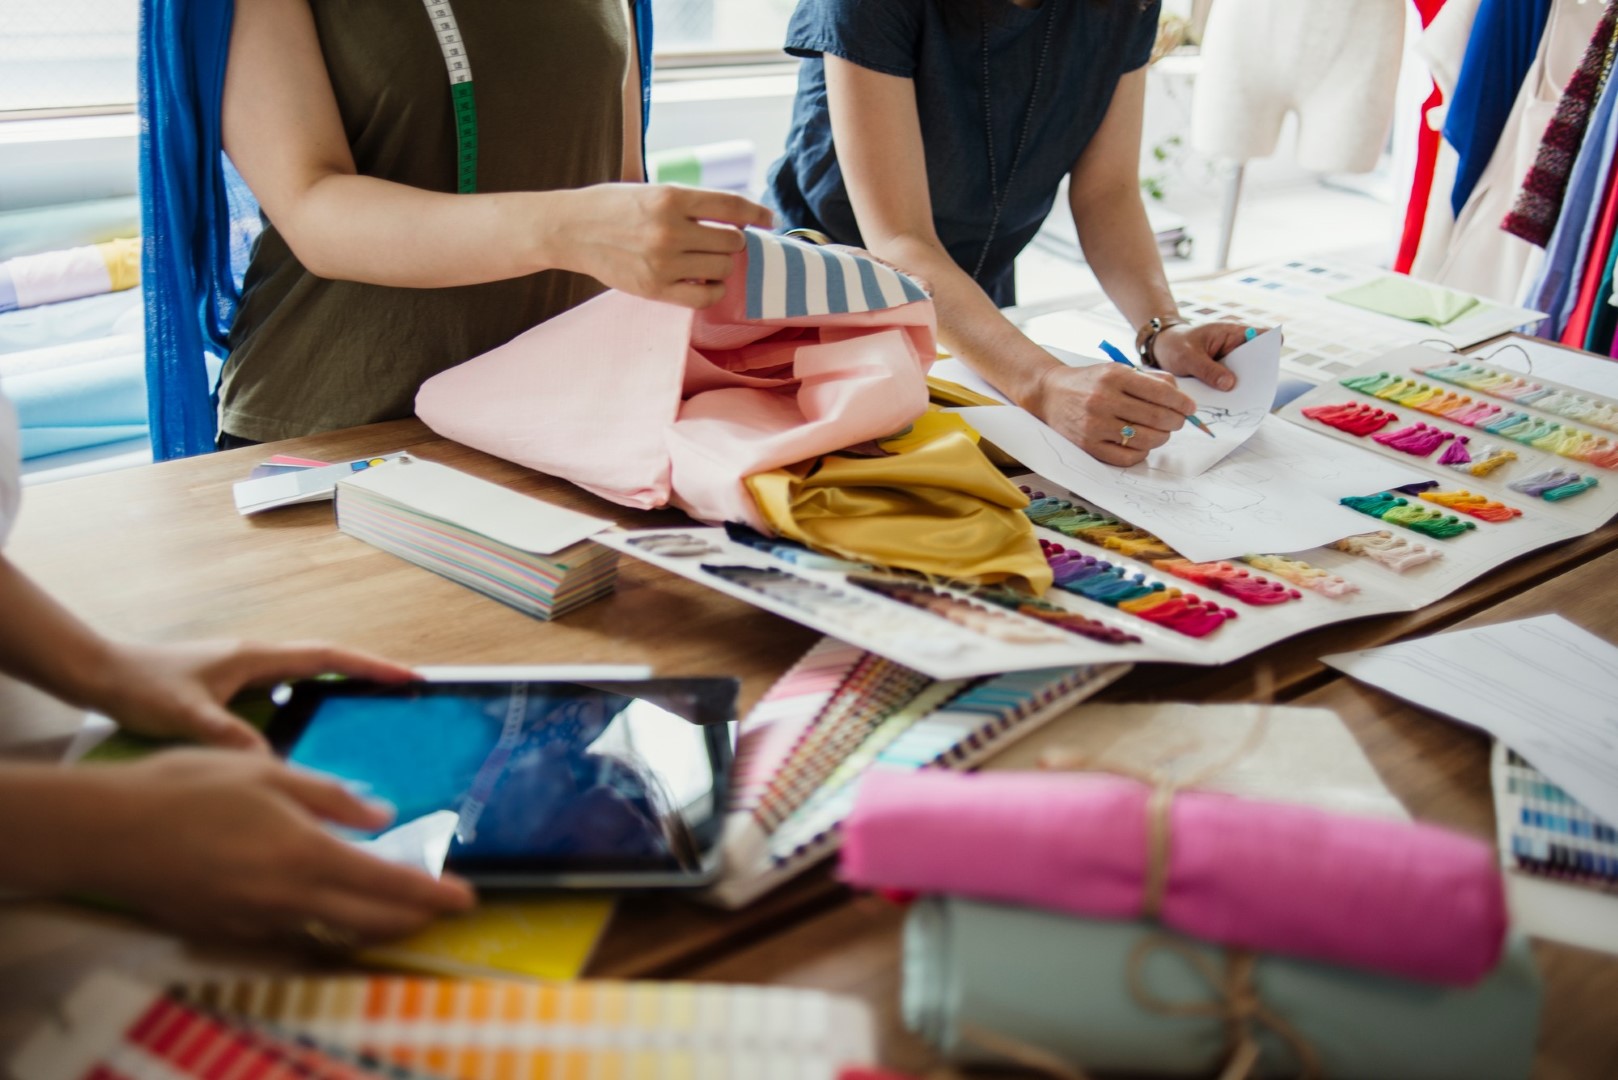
[743,230,927,321]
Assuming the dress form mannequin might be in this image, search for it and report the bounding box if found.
[1192,0,1405,267]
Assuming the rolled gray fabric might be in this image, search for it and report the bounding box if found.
[903,897,1540,1079]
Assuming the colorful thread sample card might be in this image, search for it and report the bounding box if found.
[708,636,1127,907]
[14,972,878,1080]
[335,457,618,622]
[596,528,1139,679]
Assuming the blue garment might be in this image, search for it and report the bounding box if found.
[1524,65,1618,339]
[138,0,655,461]
[1443,0,1554,217]
[766,0,1158,309]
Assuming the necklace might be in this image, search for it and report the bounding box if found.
[421,0,479,194]
[972,0,1059,283]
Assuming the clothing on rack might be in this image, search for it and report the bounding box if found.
[1395,0,1453,275]
[1503,0,1618,245]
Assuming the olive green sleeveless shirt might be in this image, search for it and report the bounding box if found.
[221,0,628,442]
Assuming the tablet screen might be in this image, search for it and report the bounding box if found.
[269,679,736,883]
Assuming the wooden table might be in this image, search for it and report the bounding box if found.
[3,421,1616,1076]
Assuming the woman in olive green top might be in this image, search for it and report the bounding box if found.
[220,0,772,444]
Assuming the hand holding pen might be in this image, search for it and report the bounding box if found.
[1097,340,1217,439]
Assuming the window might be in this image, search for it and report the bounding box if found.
[0,0,792,119]
[0,0,138,115]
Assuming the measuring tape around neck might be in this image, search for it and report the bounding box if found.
[420,0,478,194]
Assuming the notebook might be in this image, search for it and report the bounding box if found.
[706,635,1129,908]
[14,972,878,1080]
[335,456,619,621]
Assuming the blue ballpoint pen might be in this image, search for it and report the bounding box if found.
[1097,339,1217,438]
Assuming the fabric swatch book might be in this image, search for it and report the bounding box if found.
[705,635,1128,907]
[335,456,618,621]
[13,971,878,1080]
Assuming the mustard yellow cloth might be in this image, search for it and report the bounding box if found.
[746,412,1052,593]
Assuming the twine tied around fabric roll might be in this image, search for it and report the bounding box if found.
[1126,937,1323,1080]
[1036,669,1276,919]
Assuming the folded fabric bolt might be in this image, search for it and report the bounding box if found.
[903,897,1539,1080]
[0,238,141,314]
[1328,275,1480,327]
[746,411,1052,592]
[417,229,934,529]
[842,770,1506,985]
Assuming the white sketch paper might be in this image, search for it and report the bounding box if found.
[961,407,1425,563]
[1323,615,1618,827]
[1146,326,1281,478]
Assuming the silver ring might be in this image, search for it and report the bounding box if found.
[1119,424,1137,447]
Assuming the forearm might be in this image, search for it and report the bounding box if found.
[0,555,118,710]
[1070,182,1178,329]
[0,764,106,895]
[273,178,582,288]
[872,233,1060,409]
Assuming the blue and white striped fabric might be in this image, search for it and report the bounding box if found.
[743,230,928,321]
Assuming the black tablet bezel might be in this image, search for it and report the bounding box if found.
[265,677,738,889]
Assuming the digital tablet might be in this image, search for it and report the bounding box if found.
[265,677,738,888]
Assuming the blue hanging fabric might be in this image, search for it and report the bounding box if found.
[139,0,656,461]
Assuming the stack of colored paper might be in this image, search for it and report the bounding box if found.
[335,456,618,621]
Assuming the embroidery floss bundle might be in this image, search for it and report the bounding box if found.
[1039,541,1236,639]
[1340,493,1477,539]
[1509,469,1601,501]
[1301,401,1399,436]
[1371,422,1455,457]
[1155,559,1304,606]
[1241,553,1359,597]
[1418,489,1523,523]
[1331,530,1445,572]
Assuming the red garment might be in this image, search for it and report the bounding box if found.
[1395,0,1451,273]
[1562,150,1618,346]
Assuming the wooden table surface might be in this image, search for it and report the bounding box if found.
[4,420,1617,1077]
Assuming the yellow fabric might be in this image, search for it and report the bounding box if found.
[746,411,1052,593]
[926,373,1005,408]
[96,237,142,292]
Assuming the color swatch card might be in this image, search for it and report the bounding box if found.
[1491,741,1618,957]
[335,456,618,622]
[361,894,616,982]
[15,972,878,1080]
[707,635,1127,907]
[597,528,1142,679]
[1066,260,1543,385]
[234,453,409,515]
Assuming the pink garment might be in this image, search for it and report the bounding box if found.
[841,770,1507,987]
[415,243,935,529]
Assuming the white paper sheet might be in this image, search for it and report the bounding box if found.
[1322,615,1618,827]
[1147,326,1281,477]
[962,407,1426,563]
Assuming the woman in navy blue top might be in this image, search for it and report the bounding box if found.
[768,0,1256,466]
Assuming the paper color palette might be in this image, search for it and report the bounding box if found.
[15,973,878,1080]
[336,457,618,622]
[706,635,1128,908]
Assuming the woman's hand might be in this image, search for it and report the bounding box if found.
[57,751,474,944]
[86,639,418,752]
[550,184,774,309]
[1150,322,1261,391]
[1029,362,1198,468]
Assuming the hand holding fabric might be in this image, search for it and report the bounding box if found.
[551,184,775,309]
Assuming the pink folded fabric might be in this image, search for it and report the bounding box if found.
[416,232,935,529]
[841,770,1507,986]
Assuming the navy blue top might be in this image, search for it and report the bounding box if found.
[767,0,1160,307]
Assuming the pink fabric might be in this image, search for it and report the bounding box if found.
[841,770,1507,986]
[415,251,935,529]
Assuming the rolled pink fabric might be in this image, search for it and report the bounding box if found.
[841,770,1507,986]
